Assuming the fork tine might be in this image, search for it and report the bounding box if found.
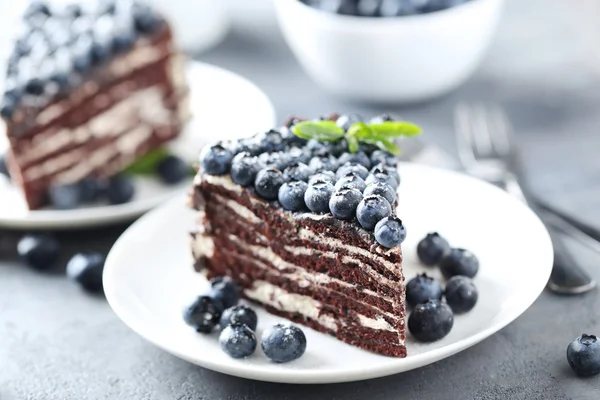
[487,104,513,156]
[471,103,495,157]
[454,103,477,168]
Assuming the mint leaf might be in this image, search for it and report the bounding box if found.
[368,121,422,138]
[347,135,360,153]
[124,147,170,175]
[292,121,345,142]
[374,138,402,155]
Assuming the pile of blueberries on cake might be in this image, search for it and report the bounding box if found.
[299,0,472,17]
[200,113,407,249]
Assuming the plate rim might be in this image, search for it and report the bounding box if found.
[104,162,554,384]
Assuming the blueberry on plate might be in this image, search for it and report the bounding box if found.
[183,295,224,333]
[254,168,285,200]
[338,151,371,169]
[220,323,257,359]
[356,194,392,230]
[405,273,442,308]
[439,248,479,279]
[309,155,337,172]
[231,152,262,187]
[200,143,234,175]
[408,299,454,342]
[334,172,367,193]
[374,216,406,248]
[284,162,312,182]
[49,183,81,210]
[336,162,369,181]
[335,113,363,131]
[567,334,600,377]
[261,324,307,363]
[304,181,334,213]
[66,252,105,293]
[256,129,285,153]
[210,276,239,309]
[329,187,363,220]
[444,276,478,313]
[107,175,135,205]
[364,182,396,205]
[370,150,398,167]
[278,180,309,211]
[219,305,258,331]
[17,234,60,270]
[78,178,106,203]
[157,155,189,185]
[366,172,398,190]
[0,153,10,177]
[308,171,335,185]
[417,232,450,266]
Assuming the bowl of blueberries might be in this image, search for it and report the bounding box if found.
[273,0,504,103]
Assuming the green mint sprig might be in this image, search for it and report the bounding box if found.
[292,119,422,155]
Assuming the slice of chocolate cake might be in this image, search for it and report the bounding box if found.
[0,0,189,209]
[189,114,421,357]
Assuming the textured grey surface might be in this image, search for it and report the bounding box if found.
[2,0,600,399]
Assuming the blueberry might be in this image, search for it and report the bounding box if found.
[284,162,312,182]
[133,4,162,34]
[364,182,396,205]
[329,187,363,220]
[287,147,312,165]
[231,152,262,187]
[309,155,337,172]
[113,27,136,53]
[334,172,366,193]
[417,232,450,266]
[356,195,392,230]
[254,168,285,200]
[219,305,258,331]
[157,155,189,185]
[91,41,111,65]
[219,323,257,359]
[336,0,360,15]
[567,334,600,377]
[281,126,308,147]
[66,252,105,292]
[336,162,369,181]
[258,151,292,171]
[338,151,371,169]
[200,143,234,175]
[370,114,394,123]
[261,324,307,363]
[24,1,52,19]
[366,172,398,190]
[78,178,106,203]
[306,139,329,155]
[379,0,420,16]
[64,4,83,18]
[25,78,45,96]
[49,183,81,210]
[308,171,336,185]
[1,98,16,120]
[304,181,334,213]
[257,129,286,153]
[17,234,60,270]
[370,150,398,167]
[183,295,224,333]
[210,276,239,309]
[107,175,135,205]
[426,0,469,12]
[234,137,262,156]
[370,163,400,184]
[439,248,479,279]
[374,216,406,248]
[408,299,454,342]
[405,273,442,308]
[336,113,363,131]
[357,0,381,16]
[0,153,10,177]
[445,276,478,313]
[278,180,309,211]
[72,35,94,72]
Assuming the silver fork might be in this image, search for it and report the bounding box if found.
[454,102,597,295]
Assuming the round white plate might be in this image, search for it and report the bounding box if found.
[104,163,553,384]
[0,61,276,229]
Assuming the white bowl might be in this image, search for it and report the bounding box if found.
[273,0,504,103]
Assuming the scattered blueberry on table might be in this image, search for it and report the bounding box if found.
[299,0,471,16]
[17,234,60,270]
[444,276,478,313]
[49,183,82,210]
[408,299,454,342]
[261,324,307,363]
[156,155,189,185]
[439,248,479,279]
[405,273,443,308]
[183,295,224,333]
[417,232,450,266]
[219,323,257,359]
[567,334,600,377]
[106,175,135,205]
[66,252,105,293]
[219,305,258,332]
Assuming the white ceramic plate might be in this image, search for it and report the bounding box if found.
[104,163,553,384]
[0,61,276,229]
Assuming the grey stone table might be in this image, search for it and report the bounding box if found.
[2,0,600,399]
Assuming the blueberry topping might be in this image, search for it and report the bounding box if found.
[356,194,392,230]
[336,162,369,181]
[257,129,286,153]
[66,252,105,292]
[283,162,312,182]
[364,182,396,205]
[304,181,334,213]
[258,151,292,171]
[417,232,450,266]
[234,137,262,156]
[405,273,442,308]
[306,139,329,155]
[0,153,10,178]
[200,143,234,175]
[49,183,81,210]
[106,175,135,205]
[219,323,257,359]
[133,3,162,34]
[254,168,285,200]
[25,78,45,95]
[231,152,262,187]
[439,248,479,279]
[329,187,363,220]
[309,155,337,172]
[72,35,94,72]
[444,276,478,313]
[567,334,600,377]
[183,295,224,333]
[157,155,189,185]
[17,234,60,270]
[365,172,398,190]
[281,126,308,147]
[287,146,312,165]
[24,1,52,19]
[1,98,16,120]
[374,216,406,248]
[334,172,367,193]
[370,150,398,166]
[338,151,371,169]
[308,171,335,185]
[78,178,106,203]
[112,26,136,53]
[278,180,309,211]
[261,324,307,363]
[336,113,363,131]
[370,163,400,184]
[219,305,258,331]
[64,4,83,19]
[369,114,393,124]
[210,276,239,309]
[408,300,454,342]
